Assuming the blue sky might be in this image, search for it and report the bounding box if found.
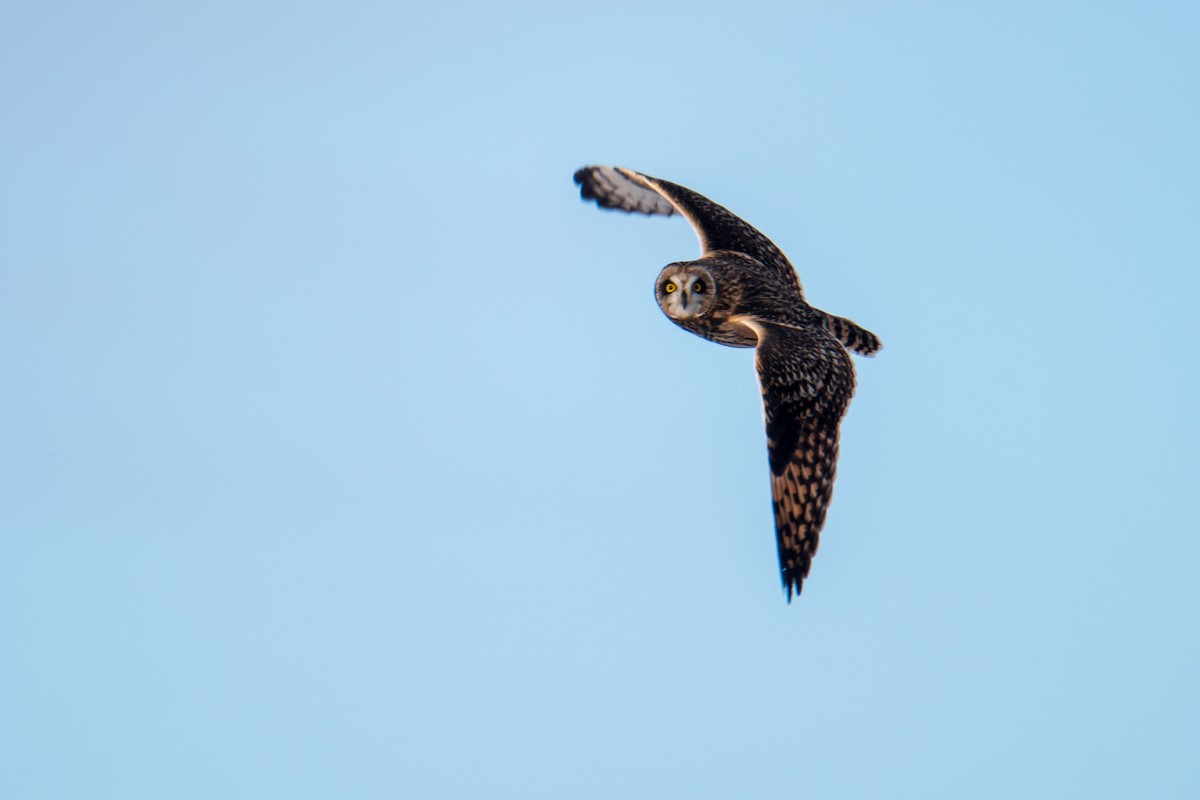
[2,2,1198,797]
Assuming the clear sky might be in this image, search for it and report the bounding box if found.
[2,2,1198,798]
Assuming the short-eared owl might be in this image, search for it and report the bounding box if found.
[574,165,880,601]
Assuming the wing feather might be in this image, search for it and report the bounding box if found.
[754,321,856,600]
[574,165,803,297]
[573,165,678,217]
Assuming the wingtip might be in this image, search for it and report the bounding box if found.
[573,165,680,218]
[783,576,802,604]
[573,163,609,205]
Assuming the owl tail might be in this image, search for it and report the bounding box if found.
[815,310,882,357]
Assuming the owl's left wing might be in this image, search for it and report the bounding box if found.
[753,321,856,601]
[574,165,804,297]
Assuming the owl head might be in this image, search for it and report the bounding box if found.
[655,262,719,320]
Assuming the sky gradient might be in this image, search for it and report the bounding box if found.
[3,2,1198,798]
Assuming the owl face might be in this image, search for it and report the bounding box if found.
[655,263,717,320]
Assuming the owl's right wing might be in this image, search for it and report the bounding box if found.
[574,165,804,297]
[753,321,856,601]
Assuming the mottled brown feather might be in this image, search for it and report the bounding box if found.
[755,322,855,601]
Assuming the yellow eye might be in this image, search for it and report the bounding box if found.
[664,282,677,293]
[692,280,705,293]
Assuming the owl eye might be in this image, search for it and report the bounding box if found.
[664,281,677,293]
[692,280,705,293]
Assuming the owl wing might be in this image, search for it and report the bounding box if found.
[574,165,804,297]
[753,320,856,601]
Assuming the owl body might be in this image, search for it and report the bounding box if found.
[653,251,817,348]
[574,165,879,601]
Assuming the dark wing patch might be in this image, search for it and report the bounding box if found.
[754,321,856,601]
[574,165,804,297]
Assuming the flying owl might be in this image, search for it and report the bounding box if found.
[574,165,880,600]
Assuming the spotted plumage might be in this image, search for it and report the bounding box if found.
[574,165,880,601]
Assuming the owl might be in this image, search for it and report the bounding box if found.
[574,165,880,601]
